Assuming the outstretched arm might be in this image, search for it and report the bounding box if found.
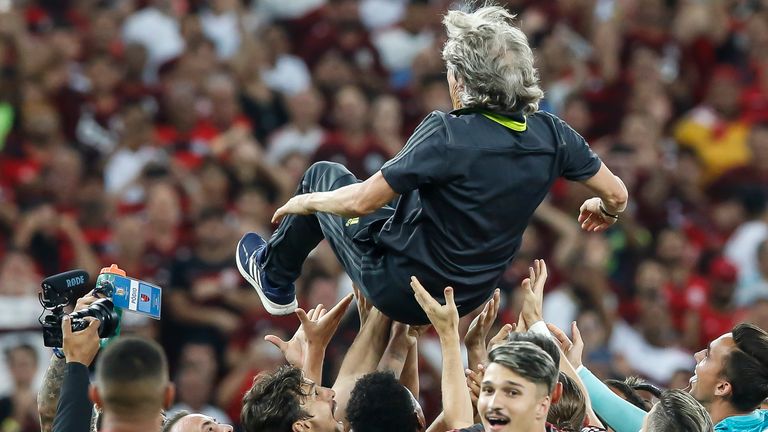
[272,171,397,222]
[331,295,392,430]
[411,277,474,430]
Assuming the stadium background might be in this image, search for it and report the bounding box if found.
[1,0,768,430]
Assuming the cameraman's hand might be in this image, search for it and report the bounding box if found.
[74,290,105,312]
[62,316,101,366]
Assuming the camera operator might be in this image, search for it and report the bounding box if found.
[39,289,104,432]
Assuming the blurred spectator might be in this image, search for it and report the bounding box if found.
[164,208,261,362]
[312,85,388,178]
[0,344,39,432]
[104,103,162,204]
[370,94,405,157]
[259,24,312,97]
[674,66,750,183]
[373,1,436,79]
[683,257,746,350]
[736,239,768,306]
[122,0,185,82]
[199,0,242,60]
[266,86,326,165]
[169,341,232,424]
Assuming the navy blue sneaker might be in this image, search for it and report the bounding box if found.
[236,232,297,315]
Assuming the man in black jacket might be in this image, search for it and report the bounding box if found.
[52,330,175,432]
[236,4,628,325]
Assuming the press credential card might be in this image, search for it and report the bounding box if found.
[111,275,162,320]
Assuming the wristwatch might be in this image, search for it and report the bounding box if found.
[599,203,619,220]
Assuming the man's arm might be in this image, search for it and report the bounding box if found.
[581,163,629,215]
[377,322,417,378]
[411,278,474,429]
[52,316,101,432]
[332,308,392,430]
[38,355,67,432]
[272,171,397,222]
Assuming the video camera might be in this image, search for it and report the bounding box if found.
[39,270,119,347]
[39,268,163,347]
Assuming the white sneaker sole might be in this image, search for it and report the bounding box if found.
[236,239,297,316]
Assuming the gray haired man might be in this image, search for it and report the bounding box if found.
[236,4,628,324]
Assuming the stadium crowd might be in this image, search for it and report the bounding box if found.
[1,0,768,431]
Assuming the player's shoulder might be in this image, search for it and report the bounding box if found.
[527,110,567,129]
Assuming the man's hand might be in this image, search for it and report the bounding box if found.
[74,289,105,312]
[578,197,618,232]
[465,289,500,370]
[465,364,485,407]
[61,316,101,366]
[272,195,313,224]
[265,306,325,369]
[520,259,547,327]
[465,289,501,350]
[410,276,459,337]
[547,322,585,368]
[298,293,354,349]
[487,323,515,352]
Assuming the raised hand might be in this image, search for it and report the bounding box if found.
[410,276,459,337]
[264,306,324,369]
[61,316,101,366]
[487,323,515,352]
[300,293,354,349]
[466,364,485,407]
[520,259,547,327]
[465,289,501,350]
[465,289,500,370]
[547,321,585,368]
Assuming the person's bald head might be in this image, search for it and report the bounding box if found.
[162,412,233,432]
[89,337,175,419]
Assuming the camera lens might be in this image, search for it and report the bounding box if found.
[69,298,119,338]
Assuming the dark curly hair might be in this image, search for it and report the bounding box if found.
[347,371,420,432]
[241,366,312,432]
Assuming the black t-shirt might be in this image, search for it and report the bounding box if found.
[379,109,600,314]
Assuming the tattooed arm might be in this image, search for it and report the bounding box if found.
[37,355,66,432]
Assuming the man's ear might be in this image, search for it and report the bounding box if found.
[714,379,732,398]
[89,384,102,409]
[535,395,551,421]
[164,383,176,410]
[292,420,310,432]
[551,381,563,405]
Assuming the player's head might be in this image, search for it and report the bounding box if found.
[347,371,425,432]
[642,390,712,432]
[479,341,558,432]
[547,372,586,432]
[442,4,543,114]
[506,331,561,367]
[689,323,768,412]
[603,379,651,411]
[90,337,174,420]
[241,365,342,432]
[162,411,233,432]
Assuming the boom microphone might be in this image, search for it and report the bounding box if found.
[40,269,90,307]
